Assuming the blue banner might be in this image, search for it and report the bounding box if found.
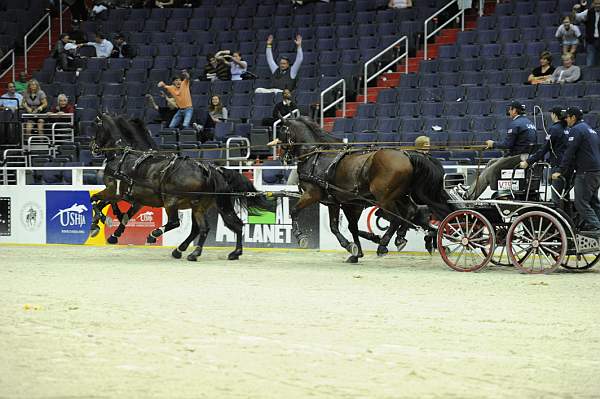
[46,191,92,244]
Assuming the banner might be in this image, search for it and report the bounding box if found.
[0,197,10,236]
[104,202,163,245]
[46,191,93,244]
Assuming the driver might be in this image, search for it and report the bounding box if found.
[463,101,537,199]
[520,107,570,205]
[552,107,600,234]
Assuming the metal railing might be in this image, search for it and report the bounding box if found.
[225,137,251,167]
[363,36,409,104]
[1,149,27,185]
[24,13,52,73]
[423,0,466,60]
[272,108,300,158]
[20,113,75,148]
[319,79,346,128]
[0,50,16,83]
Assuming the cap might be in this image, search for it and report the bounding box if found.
[549,106,566,118]
[508,101,526,112]
[566,107,584,119]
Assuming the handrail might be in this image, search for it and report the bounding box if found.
[0,50,16,83]
[319,79,345,128]
[423,0,465,60]
[225,136,251,167]
[24,13,52,73]
[272,108,300,159]
[363,36,409,104]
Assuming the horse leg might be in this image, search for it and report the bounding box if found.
[147,201,180,244]
[219,207,244,261]
[90,200,109,237]
[326,204,359,261]
[290,185,322,248]
[358,230,381,244]
[342,205,365,263]
[187,208,210,262]
[172,211,199,259]
[107,203,141,245]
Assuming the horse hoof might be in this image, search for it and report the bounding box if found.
[346,243,359,257]
[147,236,157,244]
[107,235,118,245]
[298,235,309,249]
[377,245,388,257]
[395,238,408,252]
[227,253,240,260]
[90,226,100,238]
[345,255,359,264]
[171,249,182,259]
[187,254,198,262]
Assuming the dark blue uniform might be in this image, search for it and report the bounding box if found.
[494,115,537,156]
[560,120,600,231]
[527,122,569,167]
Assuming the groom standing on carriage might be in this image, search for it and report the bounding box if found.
[462,101,537,200]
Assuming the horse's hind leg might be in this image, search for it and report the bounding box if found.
[342,205,365,263]
[172,211,199,259]
[147,199,181,244]
[327,204,359,262]
[187,208,211,262]
[107,203,141,244]
[219,207,244,260]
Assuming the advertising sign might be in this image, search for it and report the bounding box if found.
[46,191,93,244]
[104,202,163,245]
[0,197,11,236]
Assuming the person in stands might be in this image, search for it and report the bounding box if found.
[145,92,177,125]
[573,0,600,66]
[80,32,113,58]
[255,34,303,93]
[549,53,581,83]
[555,15,582,57]
[51,94,75,114]
[527,51,556,85]
[22,79,48,135]
[202,52,231,81]
[0,82,23,110]
[158,70,193,129]
[111,34,133,58]
[220,51,248,81]
[14,72,28,94]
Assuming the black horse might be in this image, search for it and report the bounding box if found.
[90,113,271,261]
[274,117,453,262]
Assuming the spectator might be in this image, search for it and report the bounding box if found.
[13,72,28,94]
[573,0,600,66]
[91,1,109,19]
[527,51,555,85]
[65,0,89,22]
[388,0,412,8]
[202,52,231,81]
[158,70,193,129]
[273,89,297,121]
[145,92,177,125]
[550,53,581,83]
[255,34,303,93]
[555,15,581,57]
[111,34,133,58]
[414,136,431,153]
[155,0,177,7]
[201,95,228,140]
[22,79,48,135]
[221,51,248,81]
[51,94,75,114]
[0,82,23,110]
[79,33,113,58]
[52,33,78,71]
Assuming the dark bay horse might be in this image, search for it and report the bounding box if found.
[91,114,271,261]
[276,117,453,262]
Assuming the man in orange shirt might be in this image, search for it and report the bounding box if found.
[158,70,193,129]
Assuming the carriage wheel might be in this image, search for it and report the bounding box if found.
[506,211,567,274]
[437,210,495,272]
[561,253,600,270]
[481,227,531,266]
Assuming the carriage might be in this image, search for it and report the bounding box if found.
[437,161,600,274]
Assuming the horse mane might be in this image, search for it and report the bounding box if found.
[114,115,157,151]
[129,117,159,150]
[293,116,342,144]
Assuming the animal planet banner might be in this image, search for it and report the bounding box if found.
[104,202,163,245]
[162,197,320,249]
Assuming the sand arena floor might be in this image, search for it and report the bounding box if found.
[1,244,600,399]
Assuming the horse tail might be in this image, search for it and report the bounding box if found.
[407,151,455,220]
[216,167,274,213]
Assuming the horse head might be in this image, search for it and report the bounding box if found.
[277,117,342,161]
[91,113,125,157]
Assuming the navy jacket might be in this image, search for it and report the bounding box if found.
[527,122,569,168]
[494,115,537,156]
[560,120,600,175]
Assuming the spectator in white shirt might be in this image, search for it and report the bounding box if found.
[555,15,582,57]
[79,33,113,58]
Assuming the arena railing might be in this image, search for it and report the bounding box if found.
[363,36,409,104]
[319,79,346,128]
[225,137,251,167]
[423,0,466,60]
[20,113,75,148]
[0,50,16,84]
[272,108,300,159]
[24,13,52,73]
